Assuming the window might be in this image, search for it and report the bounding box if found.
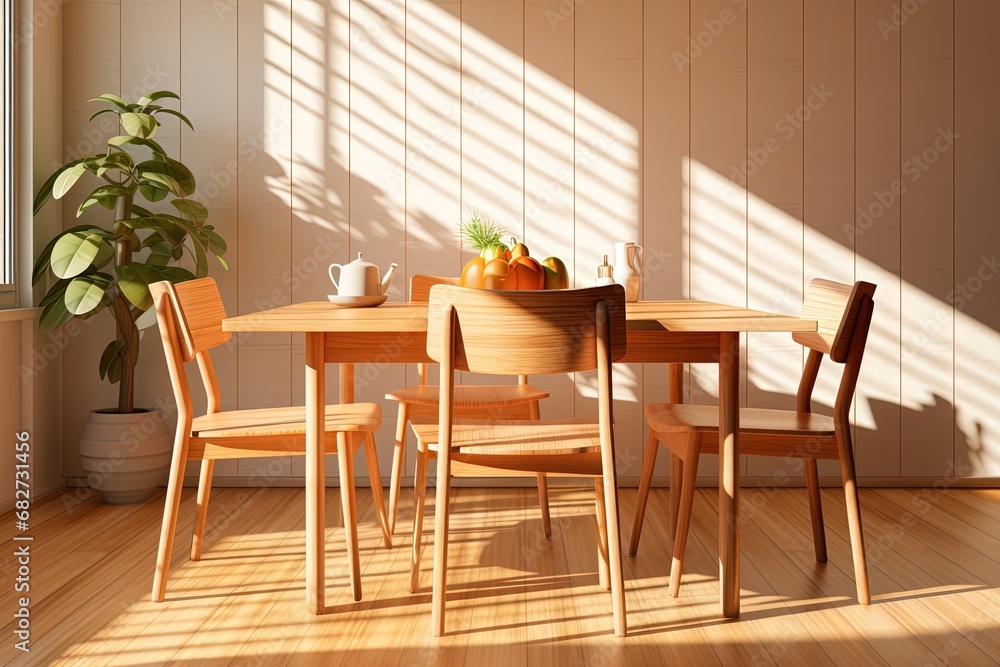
[0,0,12,295]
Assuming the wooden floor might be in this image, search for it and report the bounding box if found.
[3,484,1000,667]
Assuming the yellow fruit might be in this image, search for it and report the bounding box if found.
[483,257,510,289]
[509,255,545,290]
[541,256,569,289]
[480,244,510,262]
[510,241,530,259]
[460,256,486,289]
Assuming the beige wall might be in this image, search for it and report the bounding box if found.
[53,0,1000,486]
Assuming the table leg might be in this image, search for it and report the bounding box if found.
[718,332,740,618]
[305,332,326,614]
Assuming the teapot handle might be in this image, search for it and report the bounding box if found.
[328,263,342,290]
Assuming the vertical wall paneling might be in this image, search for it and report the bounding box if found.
[347,0,408,478]
[55,0,1000,486]
[641,0,690,479]
[855,0,901,477]
[803,0,856,478]
[60,0,122,477]
[288,0,352,478]
[524,0,576,421]
[181,0,240,478]
[745,0,804,477]
[688,0,748,477]
[900,0,955,476]
[955,0,1000,477]
[402,1,463,479]
[574,0,643,471]
[236,0,293,477]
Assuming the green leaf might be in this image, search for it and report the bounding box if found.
[64,273,113,315]
[114,262,162,310]
[154,107,194,131]
[137,158,195,197]
[88,107,119,123]
[157,266,195,283]
[52,164,89,200]
[137,90,180,106]
[50,232,104,279]
[33,158,89,215]
[93,150,134,178]
[121,112,159,139]
[107,134,166,155]
[88,93,128,109]
[39,279,71,307]
[215,254,229,271]
[39,296,75,332]
[99,340,125,381]
[139,181,169,202]
[77,184,128,216]
[146,241,173,267]
[106,352,122,384]
[32,224,103,284]
[92,240,115,269]
[131,204,154,218]
[170,198,209,223]
[203,228,227,256]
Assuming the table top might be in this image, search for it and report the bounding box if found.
[223,299,816,334]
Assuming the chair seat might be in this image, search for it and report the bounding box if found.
[646,403,837,437]
[192,403,382,438]
[385,383,549,408]
[411,418,604,475]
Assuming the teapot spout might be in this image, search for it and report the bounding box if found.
[380,262,399,295]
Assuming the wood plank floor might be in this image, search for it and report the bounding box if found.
[2,485,1000,666]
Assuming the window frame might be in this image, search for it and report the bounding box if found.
[0,0,14,303]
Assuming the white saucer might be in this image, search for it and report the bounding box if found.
[326,294,388,308]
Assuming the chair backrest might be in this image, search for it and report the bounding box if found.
[411,275,461,303]
[426,284,627,375]
[149,278,231,362]
[793,279,876,363]
[793,279,876,420]
[150,278,229,418]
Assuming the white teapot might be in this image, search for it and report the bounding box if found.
[329,252,398,297]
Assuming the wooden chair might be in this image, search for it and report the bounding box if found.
[149,278,391,604]
[384,275,551,536]
[629,279,876,605]
[411,284,628,637]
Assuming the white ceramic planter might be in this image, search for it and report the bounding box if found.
[79,408,173,504]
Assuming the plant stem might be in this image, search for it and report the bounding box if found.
[113,194,137,414]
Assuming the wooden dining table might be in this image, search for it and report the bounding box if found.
[222,298,816,618]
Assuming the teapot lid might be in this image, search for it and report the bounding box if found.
[351,251,374,265]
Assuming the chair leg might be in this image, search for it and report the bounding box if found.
[388,402,409,535]
[601,461,627,638]
[190,459,215,561]
[337,431,362,602]
[803,458,827,563]
[537,474,552,539]
[669,436,699,598]
[669,452,683,533]
[410,440,430,594]
[629,428,659,557]
[363,432,392,549]
[152,431,191,602]
[431,449,452,637]
[837,426,870,604]
[529,399,552,538]
[594,477,611,591]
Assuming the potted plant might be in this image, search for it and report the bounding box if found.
[33,91,228,503]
